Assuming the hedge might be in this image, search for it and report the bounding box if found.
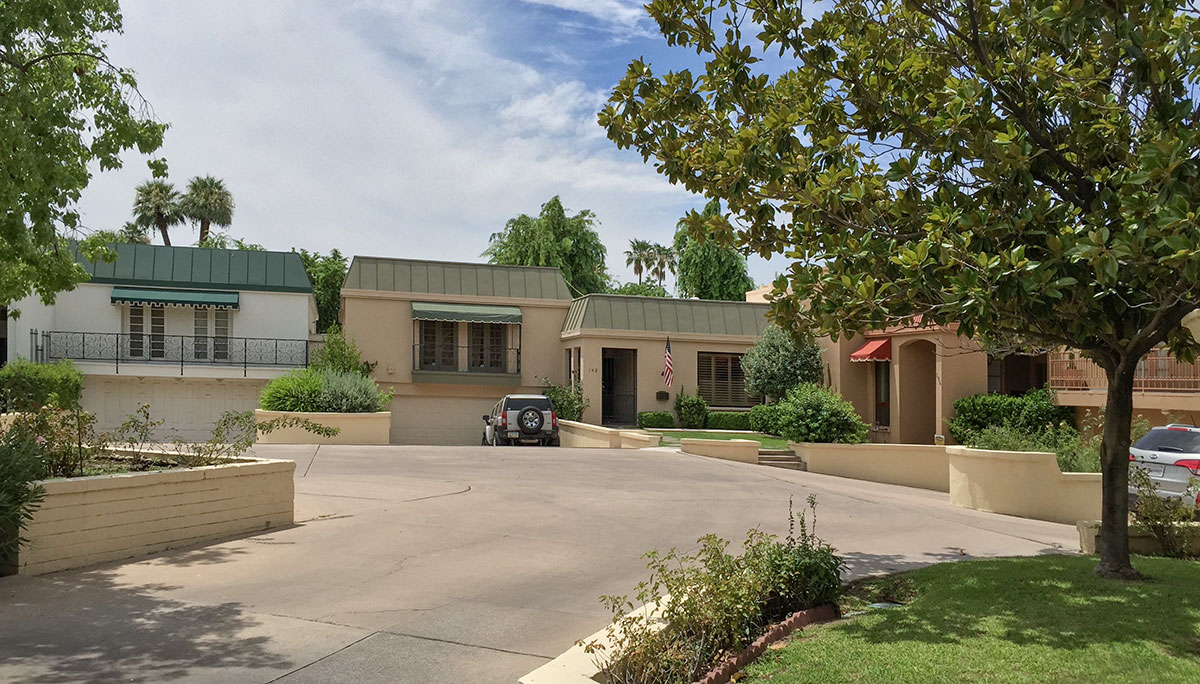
[259,368,391,413]
[674,389,709,429]
[637,411,675,429]
[749,404,783,436]
[947,387,1073,444]
[774,384,869,444]
[707,411,752,431]
[0,359,84,412]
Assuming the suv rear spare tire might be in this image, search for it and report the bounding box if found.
[518,406,544,434]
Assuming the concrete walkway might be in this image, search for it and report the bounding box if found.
[0,445,1079,683]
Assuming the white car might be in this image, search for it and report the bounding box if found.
[1129,424,1200,517]
[481,394,560,446]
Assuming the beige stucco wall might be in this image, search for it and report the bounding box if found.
[557,420,662,449]
[83,376,267,441]
[254,409,392,445]
[947,446,1102,525]
[679,438,759,464]
[563,331,759,425]
[1076,520,1200,555]
[19,458,295,575]
[793,442,950,492]
[340,289,572,444]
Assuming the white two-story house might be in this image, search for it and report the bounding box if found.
[4,242,317,440]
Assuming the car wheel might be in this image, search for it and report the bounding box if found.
[518,407,544,435]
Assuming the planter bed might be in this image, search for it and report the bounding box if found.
[15,457,295,576]
[254,409,391,445]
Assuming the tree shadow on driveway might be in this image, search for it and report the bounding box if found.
[0,568,293,683]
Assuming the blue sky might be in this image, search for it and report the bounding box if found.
[77,0,784,289]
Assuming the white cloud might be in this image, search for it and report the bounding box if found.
[76,0,778,289]
[519,0,656,38]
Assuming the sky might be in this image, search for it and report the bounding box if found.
[76,0,785,290]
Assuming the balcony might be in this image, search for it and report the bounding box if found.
[38,331,320,376]
[1049,348,1200,406]
[411,343,521,385]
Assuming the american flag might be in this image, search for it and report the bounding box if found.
[663,337,673,387]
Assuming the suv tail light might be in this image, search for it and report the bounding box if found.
[500,412,508,429]
[1173,459,1200,475]
[1129,453,1136,461]
[551,410,558,428]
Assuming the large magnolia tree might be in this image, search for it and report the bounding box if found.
[1,0,166,307]
[601,0,1200,578]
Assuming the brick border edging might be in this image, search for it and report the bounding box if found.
[692,603,840,684]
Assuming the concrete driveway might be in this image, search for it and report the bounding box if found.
[0,445,1078,683]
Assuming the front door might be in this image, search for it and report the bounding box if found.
[601,348,637,425]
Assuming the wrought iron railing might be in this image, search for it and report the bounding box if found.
[38,330,321,376]
[411,344,521,375]
[1048,347,1200,393]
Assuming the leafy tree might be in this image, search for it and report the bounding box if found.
[608,281,669,297]
[132,180,184,246]
[0,1,167,307]
[90,222,150,245]
[648,242,677,287]
[484,196,608,295]
[741,325,823,401]
[181,175,235,243]
[197,232,263,251]
[672,200,754,301]
[625,239,653,284]
[297,248,347,333]
[600,0,1200,578]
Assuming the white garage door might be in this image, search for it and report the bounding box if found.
[82,376,266,442]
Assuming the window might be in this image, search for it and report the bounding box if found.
[696,352,756,407]
[468,322,506,372]
[128,305,165,359]
[193,308,231,361]
[874,360,891,427]
[419,320,457,371]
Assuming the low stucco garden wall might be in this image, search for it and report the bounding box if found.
[19,458,295,576]
[680,438,760,464]
[254,409,391,445]
[793,442,950,492]
[557,420,661,449]
[1076,520,1200,556]
[948,446,1101,525]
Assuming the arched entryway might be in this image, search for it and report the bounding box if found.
[897,339,937,444]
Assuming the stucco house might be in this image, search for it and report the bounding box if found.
[340,256,771,444]
[4,243,318,439]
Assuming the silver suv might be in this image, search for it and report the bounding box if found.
[1129,424,1200,517]
[482,394,560,446]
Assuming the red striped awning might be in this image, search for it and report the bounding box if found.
[850,338,891,362]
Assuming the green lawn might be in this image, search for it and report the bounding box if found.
[743,555,1200,683]
[653,430,790,450]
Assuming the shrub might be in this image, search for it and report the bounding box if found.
[741,325,823,400]
[749,403,783,435]
[0,426,47,573]
[172,410,338,467]
[0,359,83,411]
[1130,467,1200,558]
[964,409,1149,474]
[259,368,391,413]
[588,498,843,683]
[948,386,1073,444]
[7,408,105,479]
[674,388,708,429]
[774,384,868,444]
[542,381,588,422]
[310,325,376,376]
[637,411,675,429]
[707,411,751,431]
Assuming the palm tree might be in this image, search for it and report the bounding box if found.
[648,243,677,287]
[624,239,653,285]
[181,176,235,243]
[132,180,184,246]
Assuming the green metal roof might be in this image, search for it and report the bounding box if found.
[111,287,240,309]
[344,256,572,300]
[411,302,522,324]
[561,295,770,337]
[74,243,312,294]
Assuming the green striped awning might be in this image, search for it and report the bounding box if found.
[111,287,240,310]
[411,302,522,324]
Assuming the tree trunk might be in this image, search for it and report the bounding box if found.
[1095,359,1140,579]
[199,219,210,244]
[158,218,171,246]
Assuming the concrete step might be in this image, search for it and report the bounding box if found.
[757,448,794,456]
[758,454,805,471]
